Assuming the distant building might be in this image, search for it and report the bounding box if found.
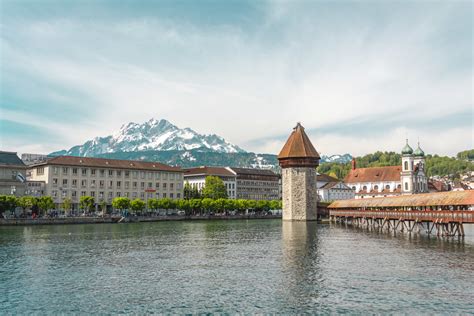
[0,151,27,196]
[227,167,280,200]
[316,173,354,202]
[21,153,52,165]
[428,179,450,193]
[25,180,46,197]
[183,166,281,200]
[27,156,183,209]
[183,167,237,199]
[344,140,428,199]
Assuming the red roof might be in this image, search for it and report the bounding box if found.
[278,123,320,159]
[32,156,182,172]
[344,166,401,183]
[330,190,474,208]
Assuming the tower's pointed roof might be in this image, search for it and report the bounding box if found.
[414,142,425,157]
[278,123,320,160]
[401,139,413,155]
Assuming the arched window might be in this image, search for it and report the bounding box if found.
[404,182,408,190]
[374,185,379,191]
[362,185,367,191]
[404,161,408,170]
[397,184,401,189]
[352,186,356,190]
[385,185,390,190]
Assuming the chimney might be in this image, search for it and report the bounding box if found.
[351,158,356,170]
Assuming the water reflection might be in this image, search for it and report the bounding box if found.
[281,221,323,312]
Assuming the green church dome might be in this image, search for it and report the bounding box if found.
[414,143,425,157]
[401,139,413,155]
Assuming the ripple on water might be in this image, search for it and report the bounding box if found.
[1,220,474,314]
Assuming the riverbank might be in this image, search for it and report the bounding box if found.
[0,214,283,226]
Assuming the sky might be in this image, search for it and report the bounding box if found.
[0,0,472,157]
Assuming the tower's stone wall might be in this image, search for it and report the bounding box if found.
[282,167,318,221]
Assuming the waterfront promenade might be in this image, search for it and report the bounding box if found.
[0,213,282,226]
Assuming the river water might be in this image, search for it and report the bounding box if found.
[1,220,473,314]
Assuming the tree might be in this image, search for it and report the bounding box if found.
[37,196,55,215]
[224,199,236,212]
[130,198,145,214]
[201,198,214,214]
[189,199,202,215]
[213,198,227,213]
[202,176,228,199]
[256,200,270,213]
[113,197,131,211]
[79,196,95,214]
[269,200,282,210]
[61,198,72,215]
[100,201,107,215]
[18,196,36,213]
[176,199,191,215]
[0,195,18,216]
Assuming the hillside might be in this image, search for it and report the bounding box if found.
[317,150,474,180]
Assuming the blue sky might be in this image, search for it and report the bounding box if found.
[0,0,472,156]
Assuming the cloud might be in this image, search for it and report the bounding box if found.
[0,1,472,156]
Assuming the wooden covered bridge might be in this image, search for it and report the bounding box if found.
[328,191,474,237]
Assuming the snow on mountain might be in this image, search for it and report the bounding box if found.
[51,118,245,157]
[321,154,352,164]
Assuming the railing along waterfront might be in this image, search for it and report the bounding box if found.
[330,209,473,237]
[329,209,474,223]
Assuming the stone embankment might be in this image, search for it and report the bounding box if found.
[0,214,283,226]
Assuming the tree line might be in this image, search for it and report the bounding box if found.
[0,176,282,216]
[317,150,474,180]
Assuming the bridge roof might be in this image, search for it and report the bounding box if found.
[328,190,474,208]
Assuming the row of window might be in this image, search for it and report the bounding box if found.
[51,190,181,199]
[51,179,182,190]
[237,180,279,187]
[354,184,402,192]
[38,166,182,180]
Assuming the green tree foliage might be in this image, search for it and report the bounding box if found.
[79,196,95,213]
[157,198,175,210]
[317,150,474,180]
[37,196,55,214]
[0,195,18,215]
[17,196,36,212]
[202,176,228,199]
[130,198,145,213]
[113,197,131,211]
[62,198,72,213]
[189,199,202,214]
[201,198,214,213]
[457,149,474,161]
[183,182,201,199]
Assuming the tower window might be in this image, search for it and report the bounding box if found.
[404,161,408,170]
[404,182,408,190]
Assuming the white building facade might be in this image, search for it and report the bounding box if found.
[183,167,237,199]
[28,156,184,209]
[345,141,428,199]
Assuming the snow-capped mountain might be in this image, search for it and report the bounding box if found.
[322,154,353,164]
[51,118,245,157]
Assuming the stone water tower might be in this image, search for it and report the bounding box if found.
[277,123,320,221]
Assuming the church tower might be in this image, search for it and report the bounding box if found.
[400,139,415,194]
[413,142,428,193]
[278,123,320,221]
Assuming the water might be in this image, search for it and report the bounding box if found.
[1,220,473,314]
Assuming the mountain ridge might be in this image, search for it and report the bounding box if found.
[50,118,353,169]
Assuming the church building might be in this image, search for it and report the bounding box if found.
[344,141,428,199]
